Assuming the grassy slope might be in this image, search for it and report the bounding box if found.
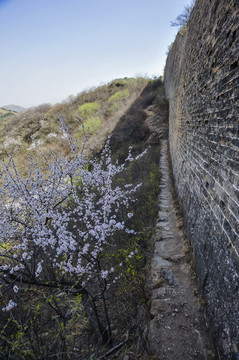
[0,77,149,165]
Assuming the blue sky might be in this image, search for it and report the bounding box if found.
[1,0,190,108]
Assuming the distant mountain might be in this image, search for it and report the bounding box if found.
[2,104,26,113]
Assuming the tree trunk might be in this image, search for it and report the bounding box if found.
[81,289,108,344]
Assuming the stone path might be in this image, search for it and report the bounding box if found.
[144,104,217,359]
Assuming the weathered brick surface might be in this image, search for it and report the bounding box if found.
[164,0,239,357]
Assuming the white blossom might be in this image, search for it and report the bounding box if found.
[13,285,19,293]
[127,212,133,218]
[2,300,17,312]
[35,262,43,277]
[101,270,109,279]
[0,117,147,306]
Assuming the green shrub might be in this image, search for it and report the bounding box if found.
[78,102,101,120]
[78,116,102,137]
[107,89,130,114]
[108,89,130,104]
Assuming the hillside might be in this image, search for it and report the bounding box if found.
[0,77,150,167]
[0,70,219,359]
[0,107,16,120]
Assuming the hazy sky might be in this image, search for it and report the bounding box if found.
[1,0,190,108]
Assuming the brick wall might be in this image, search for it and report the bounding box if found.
[164,0,239,357]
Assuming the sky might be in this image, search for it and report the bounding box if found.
[0,0,190,108]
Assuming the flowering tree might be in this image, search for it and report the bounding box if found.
[0,117,146,344]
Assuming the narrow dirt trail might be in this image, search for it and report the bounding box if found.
[144,103,217,359]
